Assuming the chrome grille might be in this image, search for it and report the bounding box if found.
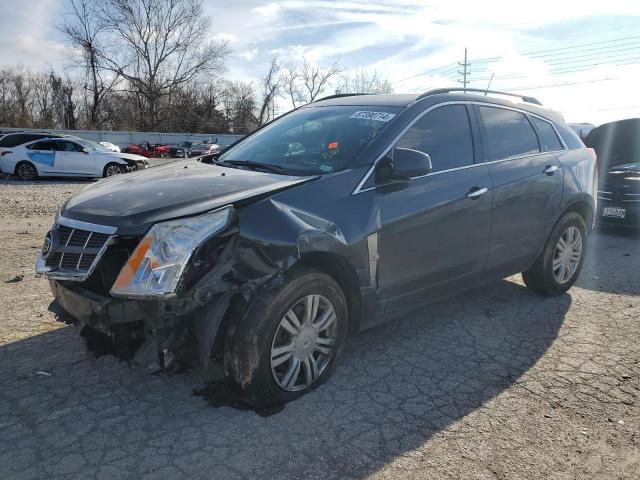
[39,217,117,281]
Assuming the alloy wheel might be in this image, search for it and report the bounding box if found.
[270,294,337,392]
[552,226,583,284]
[16,163,36,181]
[105,165,123,176]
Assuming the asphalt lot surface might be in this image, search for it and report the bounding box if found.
[0,177,638,479]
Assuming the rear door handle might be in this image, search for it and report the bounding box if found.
[467,186,489,199]
[544,165,559,175]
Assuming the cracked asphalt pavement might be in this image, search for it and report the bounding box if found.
[0,179,638,479]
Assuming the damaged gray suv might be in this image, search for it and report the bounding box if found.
[36,88,597,407]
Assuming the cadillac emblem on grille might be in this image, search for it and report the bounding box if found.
[36,216,117,281]
[41,230,58,260]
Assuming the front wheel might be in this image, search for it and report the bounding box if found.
[224,268,348,408]
[523,212,587,296]
[103,163,124,177]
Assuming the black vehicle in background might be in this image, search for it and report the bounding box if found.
[35,88,597,407]
[0,132,71,150]
[188,141,219,157]
[168,142,191,158]
[585,118,640,227]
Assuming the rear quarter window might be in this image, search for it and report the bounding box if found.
[531,116,564,151]
[555,123,584,150]
[478,106,540,161]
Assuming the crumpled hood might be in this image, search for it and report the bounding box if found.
[106,152,148,162]
[61,160,313,235]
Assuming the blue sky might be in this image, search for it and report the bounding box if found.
[2,0,640,124]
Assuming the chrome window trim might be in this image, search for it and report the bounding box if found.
[352,100,568,195]
[56,215,117,235]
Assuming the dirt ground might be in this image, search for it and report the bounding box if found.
[0,178,638,480]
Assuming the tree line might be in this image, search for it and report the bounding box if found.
[0,0,392,135]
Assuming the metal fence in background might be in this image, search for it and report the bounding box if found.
[0,127,244,147]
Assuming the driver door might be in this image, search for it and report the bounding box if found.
[374,104,493,314]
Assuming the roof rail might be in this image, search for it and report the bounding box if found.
[416,88,542,105]
[312,93,371,103]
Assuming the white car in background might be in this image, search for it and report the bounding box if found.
[99,141,121,153]
[0,138,149,180]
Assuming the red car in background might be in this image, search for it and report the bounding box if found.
[122,141,171,158]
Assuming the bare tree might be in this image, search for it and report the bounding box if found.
[96,0,230,130]
[11,69,34,128]
[336,68,393,95]
[255,55,281,126]
[58,0,118,128]
[281,57,341,108]
[220,81,257,134]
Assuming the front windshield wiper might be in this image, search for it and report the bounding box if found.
[217,159,286,174]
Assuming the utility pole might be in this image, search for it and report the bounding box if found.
[458,48,471,93]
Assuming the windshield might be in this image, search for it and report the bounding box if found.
[220,105,400,175]
[78,139,110,153]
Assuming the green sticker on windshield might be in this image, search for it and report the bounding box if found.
[319,165,334,172]
[350,111,396,122]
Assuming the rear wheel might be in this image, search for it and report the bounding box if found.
[103,163,124,177]
[523,212,587,296]
[15,161,37,181]
[224,268,348,408]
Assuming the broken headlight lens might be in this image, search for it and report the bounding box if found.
[110,207,232,298]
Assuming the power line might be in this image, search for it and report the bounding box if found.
[471,57,640,82]
[471,35,640,64]
[394,35,640,90]
[503,77,618,91]
[394,63,458,84]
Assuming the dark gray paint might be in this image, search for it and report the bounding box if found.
[46,92,597,366]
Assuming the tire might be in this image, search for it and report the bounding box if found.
[103,163,124,177]
[522,212,588,296]
[224,267,348,408]
[14,161,38,181]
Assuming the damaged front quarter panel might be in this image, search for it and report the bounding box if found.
[50,166,381,374]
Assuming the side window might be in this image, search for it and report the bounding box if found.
[478,106,540,160]
[4,134,41,147]
[55,141,81,152]
[395,104,474,173]
[531,116,563,151]
[26,140,53,151]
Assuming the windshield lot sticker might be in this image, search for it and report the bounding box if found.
[350,111,396,122]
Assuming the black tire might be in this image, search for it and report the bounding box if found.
[14,161,38,181]
[103,163,124,177]
[522,212,588,296]
[224,267,348,408]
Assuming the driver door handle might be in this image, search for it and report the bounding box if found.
[544,165,559,175]
[467,186,489,199]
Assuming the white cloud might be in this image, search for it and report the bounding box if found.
[241,48,259,61]
[252,2,282,17]
[211,32,237,43]
[1,0,639,124]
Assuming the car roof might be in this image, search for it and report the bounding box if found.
[310,90,564,123]
[310,93,419,107]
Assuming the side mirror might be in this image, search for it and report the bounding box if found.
[377,147,432,182]
[82,148,90,154]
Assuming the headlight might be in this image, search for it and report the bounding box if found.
[110,207,232,298]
